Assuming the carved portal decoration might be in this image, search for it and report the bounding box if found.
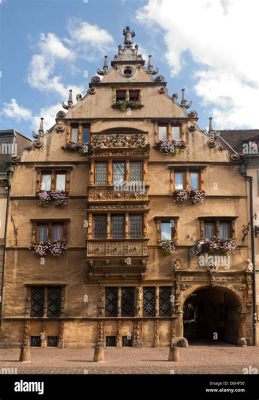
[91,133,148,149]
[133,320,143,348]
[87,241,148,257]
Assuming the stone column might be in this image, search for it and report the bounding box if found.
[116,320,122,348]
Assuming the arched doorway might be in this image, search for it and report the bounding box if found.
[183,286,240,344]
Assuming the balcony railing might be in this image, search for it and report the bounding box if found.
[87,240,148,257]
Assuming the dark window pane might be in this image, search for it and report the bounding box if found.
[93,215,107,239]
[31,287,44,317]
[116,90,126,101]
[121,287,135,317]
[129,90,139,101]
[159,287,171,317]
[111,215,124,239]
[31,336,41,347]
[161,222,171,241]
[95,163,107,186]
[129,161,142,182]
[38,224,48,242]
[122,336,133,347]
[129,215,142,239]
[52,224,63,242]
[143,287,155,317]
[83,127,90,143]
[47,336,59,347]
[47,287,61,317]
[106,336,116,347]
[105,287,118,317]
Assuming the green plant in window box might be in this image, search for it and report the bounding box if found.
[112,100,143,111]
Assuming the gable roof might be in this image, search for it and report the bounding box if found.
[220,130,259,153]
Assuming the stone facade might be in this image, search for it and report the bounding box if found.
[0,29,254,348]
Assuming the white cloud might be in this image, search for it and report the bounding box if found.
[137,0,259,128]
[27,33,82,98]
[1,98,32,121]
[32,103,62,131]
[67,19,113,48]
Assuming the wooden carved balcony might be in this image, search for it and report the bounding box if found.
[86,240,148,257]
[88,185,149,202]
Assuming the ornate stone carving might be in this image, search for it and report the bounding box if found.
[116,320,122,347]
[55,121,65,134]
[133,320,142,348]
[88,187,148,202]
[91,133,148,149]
[97,321,104,345]
[87,241,148,257]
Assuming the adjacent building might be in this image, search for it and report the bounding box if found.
[0,28,255,348]
[0,130,32,325]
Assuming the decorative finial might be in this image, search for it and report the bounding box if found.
[123,26,135,46]
[62,89,73,110]
[209,117,213,133]
[97,55,109,76]
[147,54,159,75]
[181,88,192,109]
[38,117,44,135]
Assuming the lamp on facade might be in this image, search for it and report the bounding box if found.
[240,163,247,176]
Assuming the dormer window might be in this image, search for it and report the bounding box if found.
[113,89,143,110]
[129,90,140,101]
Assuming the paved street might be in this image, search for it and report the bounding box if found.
[0,344,259,374]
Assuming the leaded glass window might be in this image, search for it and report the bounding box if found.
[47,287,61,317]
[31,336,41,347]
[105,287,118,317]
[95,163,107,186]
[129,215,142,239]
[129,161,142,182]
[93,215,107,239]
[122,336,133,347]
[106,336,117,346]
[47,336,59,347]
[143,287,155,317]
[121,287,135,317]
[31,287,44,317]
[113,162,125,185]
[111,215,124,239]
[159,287,171,317]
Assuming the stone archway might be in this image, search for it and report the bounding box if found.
[183,286,241,345]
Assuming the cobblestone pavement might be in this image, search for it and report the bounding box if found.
[0,344,259,374]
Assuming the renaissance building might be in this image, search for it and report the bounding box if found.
[0,28,255,348]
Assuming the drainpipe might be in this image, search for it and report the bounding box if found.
[0,164,14,327]
[240,163,257,345]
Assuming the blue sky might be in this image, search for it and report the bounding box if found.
[1,0,259,138]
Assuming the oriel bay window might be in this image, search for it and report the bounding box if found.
[92,214,144,239]
[93,160,144,187]
[30,286,62,318]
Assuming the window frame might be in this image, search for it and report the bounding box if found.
[200,217,236,240]
[32,220,68,243]
[154,217,178,242]
[37,169,70,194]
